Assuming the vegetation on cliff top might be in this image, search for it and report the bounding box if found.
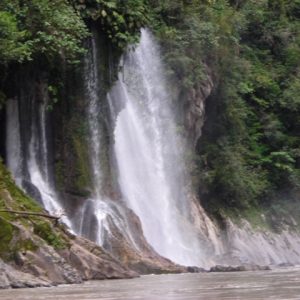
[0,0,148,65]
[0,0,89,64]
[70,0,148,49]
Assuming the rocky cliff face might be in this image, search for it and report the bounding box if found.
[187,63,300,268]
[184,65,214,147]
[0,226,138,289]
[221,219,300,266]
[0,209,187,289]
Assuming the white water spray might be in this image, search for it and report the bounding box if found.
[109,29,203,266]
[6,92,71,227]
[6,99,22,186]
[28,97,58,213]
[85,35,103,200]
[76,33,138,248]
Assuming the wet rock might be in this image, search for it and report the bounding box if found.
[90,205,188,275]
[21,180,43,205]
[0,210,139,289]
[0,258,51,289]
[0,272,10,289]
[210,265,239,272]
[245,264,271,271]
[13,229,139,285]
[60,236,138,280]
[277,262,294,268]
[0,185,187,290]
[22,245,83,285]
[223,219,300,266]
[187,266,207,273]
[68,194,190,275]
[209,264,271,272]
[185,64,214,146]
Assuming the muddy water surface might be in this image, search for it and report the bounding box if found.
[1,267,300,300]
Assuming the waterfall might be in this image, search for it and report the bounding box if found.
[85,35,103,200]
[74,33,109,243]
[6,89,71,227]
[74,33,138,248]
[6,26,300,271]
[108,29,204,266]
[6,99,22,187]
[27,92,65,218]
[5,29,219,267]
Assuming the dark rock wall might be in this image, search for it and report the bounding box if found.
[52,26,119,216]
[0,109,6,160]
[184,65,214,147]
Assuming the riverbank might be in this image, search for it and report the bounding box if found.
[0,267,299,300]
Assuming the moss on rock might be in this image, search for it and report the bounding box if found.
[0,159,68,256]
[0,160,42,214]
[0,217,14,258]
[33,221,67,250]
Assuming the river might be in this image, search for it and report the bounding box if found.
[1,268,300,300]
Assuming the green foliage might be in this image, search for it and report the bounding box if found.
[0,0,89,64]
[71,0,148,49]
[0,215,39,260]
[149,0,300,218]
[0,159,68,258]
[0,217,14,257]
[72,128,92,196]
[0,159,42,213]
[0,11,31,63]
[33,221,66,250]
[149,0,243,90]
[0,0,150,63]
[195,0,300,215]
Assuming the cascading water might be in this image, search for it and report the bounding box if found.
[73,33,110,243]
[74,33,139,248]
[108,29,204,266]
[6,99,22,187]
[27,93,69,223]
[85,35,103,201]
[6,89,71,227]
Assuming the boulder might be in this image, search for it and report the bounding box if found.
[209,264,271,272]
[0,258,51,289]
[187,266,207,273]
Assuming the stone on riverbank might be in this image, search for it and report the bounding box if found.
[210,264,271,272]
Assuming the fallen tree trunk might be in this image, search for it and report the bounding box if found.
[0,210,60,220]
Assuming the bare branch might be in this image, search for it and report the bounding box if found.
[0,210,60,220]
